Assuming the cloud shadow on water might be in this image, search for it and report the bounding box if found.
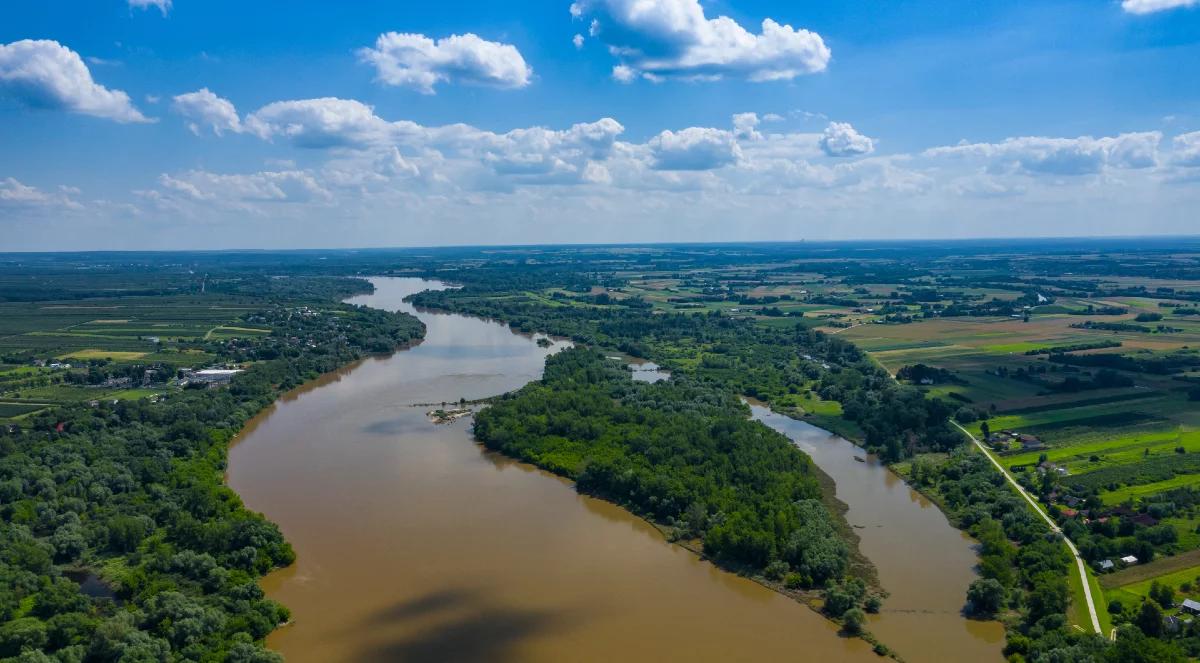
[350,587,589,662]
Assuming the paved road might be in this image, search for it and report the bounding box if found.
[951,420,1103,635]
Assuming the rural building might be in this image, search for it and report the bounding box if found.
[1098,559,1114,571]
[184,368,244,386]
[1131,513,1159,527]
[1181,599,1200,616]
[1120,555,1139,565]
[1018,434,1046,450]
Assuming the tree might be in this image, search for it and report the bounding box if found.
[967,578,1005,615]
[1149,581,1175,609]
[842,608,866,635]
[1107,627,1187,663]
[1135,599,1163,637]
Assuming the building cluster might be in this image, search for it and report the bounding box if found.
[179,368,243,387]
[987,429,1046,453]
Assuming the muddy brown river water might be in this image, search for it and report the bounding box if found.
[227,277,1002,662]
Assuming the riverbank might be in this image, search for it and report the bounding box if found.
[751,405,1007,662]
[229,277,880,662]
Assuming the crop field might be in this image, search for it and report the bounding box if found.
[1101,549,1200,611]
[0,292,269,420]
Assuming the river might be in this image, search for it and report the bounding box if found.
[226,276,1001,662]
[750,407,1005,662]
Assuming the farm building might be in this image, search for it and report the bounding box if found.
[184,368,244,385]
[1120,555,1139,565]
[1181,599,1200,616]
[1098,559,1114,571]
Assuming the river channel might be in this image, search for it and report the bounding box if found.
[227,276,1000,662]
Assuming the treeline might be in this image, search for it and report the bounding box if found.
[1025,340,1121,356]
[0,287,424,660]
[1047,351,1200,376]
[474,348,853,587]
[907,450,1185,661]
[411,284,963,462]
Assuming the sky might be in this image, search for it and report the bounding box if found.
[1,0,1199,251]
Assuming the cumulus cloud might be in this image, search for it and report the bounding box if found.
[732,112,762,141]
[0,177,51,205]
[569,0,830,82]
[172,88,242,136]
[573,34,585,49]
[128,0,171,16]
[0,177,83,209]
[819,122,874,157]
[1173,131,1200,167]
[358,32,532,94]
[158,169,331,205]
[925,132,1161,175]
[1121,0,1199,14]
[143,84,1200,241]
[121,114,1200,246]
[244,97,399,148]
[0,39,150,123]
[648,127,741,170]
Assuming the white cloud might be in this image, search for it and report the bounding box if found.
[128,0,171,16]
[358,32,532,94]
[612,64,637,83]
[0,177,50,204]
[0,177,83,210]
[648,127,741,170]
[1121,0,1199,14]
[1172,131,1200,167]
[244,97,399,148]
[569,0,830,83]
[819,122,874,157]
[0,39,150,123]
[172,88,242,136]
[132,85,1200,245]
[732,112,762,141]
[925,132,1161,175]
[111,118,1200,248]
[158,169,331,205]
[573,34,585,49]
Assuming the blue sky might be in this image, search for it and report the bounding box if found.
[1,0,1199,250]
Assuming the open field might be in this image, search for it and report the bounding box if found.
[0,293,273,420]
[1101,549,1200,590]
[57,349,149,360]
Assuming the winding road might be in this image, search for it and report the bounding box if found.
[950,420,1103,635]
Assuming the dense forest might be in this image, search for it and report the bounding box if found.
[475,348,862,599]
[413,283,963,462]
[0,283,424,661]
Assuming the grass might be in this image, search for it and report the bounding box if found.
[1101,474,1200,505]
[1100,549,1200,590]
[0,402,46,418]
[57,349,149,360]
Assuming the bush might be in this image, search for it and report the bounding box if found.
[842,608,866,635]
[967,578,1005,615]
